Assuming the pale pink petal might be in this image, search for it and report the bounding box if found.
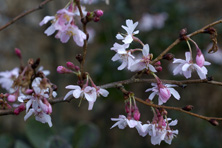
[168,88,180,100]
[44,25,56,36]
[73,89,82,98]
[182,63,190,71]
[142,44,150,57]
[65,85,81,90]
[64,90,74,100]
[39,16,55,26]
[185,52,191,62]
[183,69,192,78]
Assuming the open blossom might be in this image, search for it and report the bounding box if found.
[0,67,19,93]
[145,83,180,105]
[116,19,139,44]
[149,119,178,145]
[111,43,135,70]
[39,3,86,46]
[18,77,56,127]
[110,115,140,129]
[173,52,211,79]
[129,44,156,72]
[64,85,109,110]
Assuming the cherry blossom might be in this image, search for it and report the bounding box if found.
[0,67,19,93]
[129,44,156,72]
[110,115,140,129]
[145,83,180,105]
[116,19,139,44]
[173,52,211,79]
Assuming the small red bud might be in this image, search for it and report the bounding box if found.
[93,17,100,22]
[94,10,103,17]
[66,62,75,70]
[163,53,174,61]
[154,61,161,66]
[15,48,22,59]
[155,66,162,72]
[57,66,73,74]
[182,105,194,111]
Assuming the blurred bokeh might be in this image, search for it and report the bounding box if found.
[1,0,222,147]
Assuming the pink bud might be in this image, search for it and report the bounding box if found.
[66,62,75,70]
[154,61,161,66]
[196,52,205,67]
[15,48,22,59]
[93,16,100,22]
[159,87,171,103]
[14,108,20,115]
[57,66,73,74]
[155,66,162,72]
[94,10,103,17]
[7,95,16,102]
[43,98,52,114]
[133,109,140,121]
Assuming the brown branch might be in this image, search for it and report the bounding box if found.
[0,0,53,32]
[151,19,222,64]
[118,85,222,123]
[75,0,88,76]
[100,78,222,89]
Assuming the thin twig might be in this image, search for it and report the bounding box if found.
[0,0,53,31]
[118,85,222,122]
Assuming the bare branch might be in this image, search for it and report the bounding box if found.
[0,0,53,31]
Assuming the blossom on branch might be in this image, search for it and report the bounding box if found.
[0,67,19,93]
[110,115,140,129]
[173,52,211,79]
[145,83,180,105]
[116,19,139,44]
[39,2,86,46]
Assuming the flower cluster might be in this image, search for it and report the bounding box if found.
[111,19,157,72]
[40,2,87,46]
[0,49,57,127]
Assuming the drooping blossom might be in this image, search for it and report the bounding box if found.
[145,83,180,105]
[0,67,19,93]
[110,115,140,129]
[116,19,139,44]
[129,44,156,72]
[64,85,109,110]
[148,118,178,145]
[173,52,211,79]
[39,2,86,46]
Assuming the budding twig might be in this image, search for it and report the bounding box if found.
[0,0,53,31]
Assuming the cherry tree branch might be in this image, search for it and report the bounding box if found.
[118,85,222,125]
[0,0,53,32]
[151,19,222,64]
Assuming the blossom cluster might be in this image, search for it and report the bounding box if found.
[0,49,57,127]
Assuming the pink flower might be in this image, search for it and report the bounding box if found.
[129,44,156,72]
[196,48,205,67]
[173,52,211,79]
[145,83,180,105]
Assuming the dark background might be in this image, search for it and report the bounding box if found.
[0,0,222,147]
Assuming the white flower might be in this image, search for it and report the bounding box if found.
[0,67,19,93]
[129,44,156,72]
[64,85,97,110]
[173,52,211,79]
[135,122,151,137]
[149,119,178,145]
[145,83,180,105]
[110,115,139,129]
[96,87,109,97]
[116,19,139,44]
[112,50,135,70]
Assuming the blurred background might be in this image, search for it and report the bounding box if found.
[0,0,222,147]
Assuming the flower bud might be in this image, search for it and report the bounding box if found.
[76,54,83,63]
[94,10,103,17]
[93,16,100,22]
[155,66,162,72]
[57,66,73,74]
[66,62,75,70]
[133,109,140,121]
[182,105,194,111]
[154,61,161,66]
[159,87,171,103]
[196,49,205,67]
[7,95,16,102]
[209,119,219,126]
[163,53,174,61]
[25,89,34,95]
[15,48,22,59]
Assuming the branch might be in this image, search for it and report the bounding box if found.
[100,78,222,89]
[151,19,222,64]
[118,85,222,124]
[0,0,53,31]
